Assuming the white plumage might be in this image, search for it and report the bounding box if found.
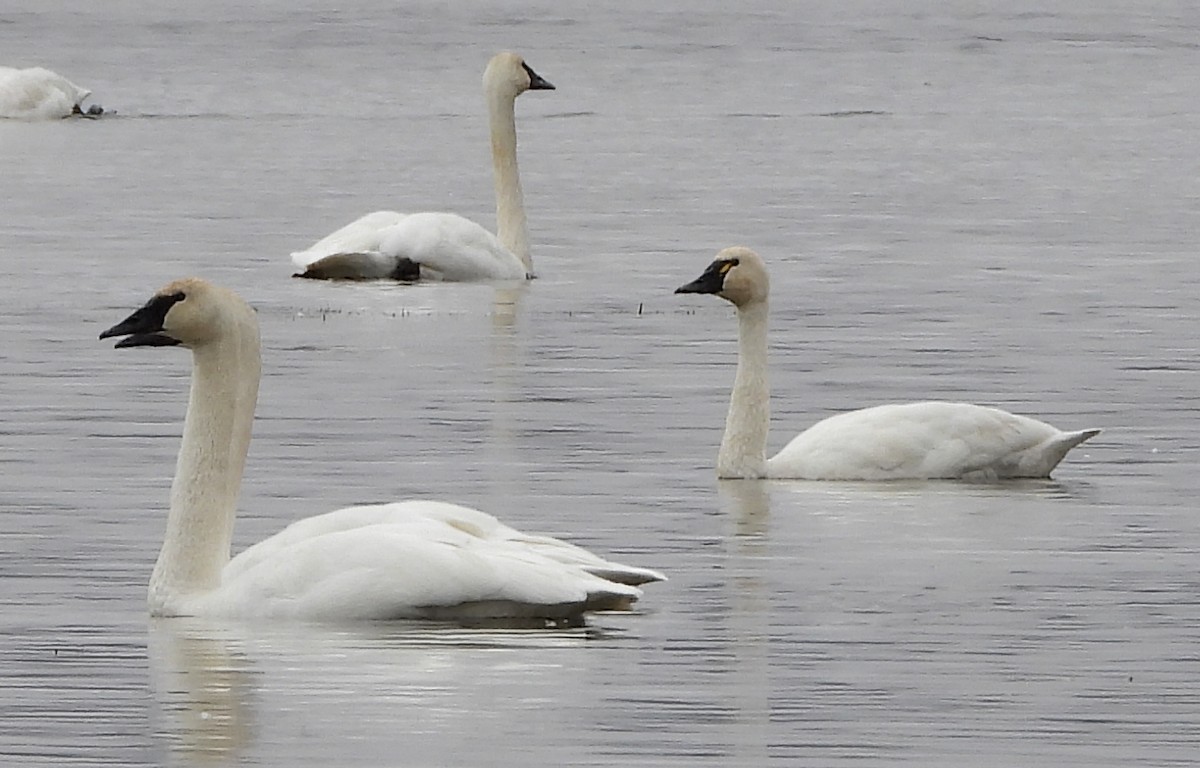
[292,51,553,282]
[0,66,97,120]
[100,278,663,623]
[676,247,1100,481]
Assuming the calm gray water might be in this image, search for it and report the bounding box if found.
[2,0,1198,765]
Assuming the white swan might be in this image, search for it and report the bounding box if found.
[0,66,102,120]
[292,51,553,282]
[675,247,1101,481]
[99,278,663,622]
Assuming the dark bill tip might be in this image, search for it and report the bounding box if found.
[100,291,186,347]
[523,62,555,91]
[674,260,729,296]
[111,333,181,349]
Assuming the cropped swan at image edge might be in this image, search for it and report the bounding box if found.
[0,66,103,119]
[675,247,1100,481]
[291,51,552,282]
[99,278,663,623]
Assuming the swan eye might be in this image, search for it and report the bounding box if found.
[719,258,739,274]
[170,291,186,302]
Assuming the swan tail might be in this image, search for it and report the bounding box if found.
[583,581,645,612]
[1031,428,1101,476]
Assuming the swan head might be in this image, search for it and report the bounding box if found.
[675,246,769,307]
[100,278,248,349]
[484,51,555,99]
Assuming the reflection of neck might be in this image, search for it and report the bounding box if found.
[488,88,531,275]
[150,322,260,613]
[719,299,770,479]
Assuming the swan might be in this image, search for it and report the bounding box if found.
[99,278,664,622]
[292,51,553,282]
[675,247,1101,481]
[0,66,103,120]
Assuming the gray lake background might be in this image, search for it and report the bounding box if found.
[1,1,1198,765]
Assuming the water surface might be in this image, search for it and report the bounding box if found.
[2,1,1198,765]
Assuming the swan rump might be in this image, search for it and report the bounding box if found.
[100,278,663,623]
[676,247,1100,481]
[0,66,102,120]
[291,51,552,282]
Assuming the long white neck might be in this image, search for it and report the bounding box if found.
[718,299,770,479]
[488,88,532,275]
[149,321,260,613]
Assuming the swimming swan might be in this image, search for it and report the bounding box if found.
[292,51,553,282]
[675,247,1100,481]
[100,278,663,622]
[0,66,102,120]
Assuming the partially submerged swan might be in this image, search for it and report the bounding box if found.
[100,278,663,622]
[292,51,553,282]
[675,247,1100,481]
[0,67,103,120]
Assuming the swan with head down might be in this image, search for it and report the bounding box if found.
[0,66,103,119]
[291,51,553,282]
[100,278,663,623]
[675,247,1100,481]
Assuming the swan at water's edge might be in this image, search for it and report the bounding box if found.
[99,278,663,623]
[292,51,553,282]
[675,247,1100,481]
[0,67,103,119]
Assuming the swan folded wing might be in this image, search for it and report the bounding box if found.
[769,401,1065,481]
[218,500,648,619]
[365,500,666,585]
[290,210,408,269]
[498,533,666,585]
[378,212,527,281]
[212,524,640,620]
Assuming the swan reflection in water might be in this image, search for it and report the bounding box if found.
[146,617,607,764]
[147,619,254,762]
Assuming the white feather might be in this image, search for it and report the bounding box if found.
[0,66,92,120]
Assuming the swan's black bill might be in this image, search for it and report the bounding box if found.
[675,260,730,295]
[523,62,555,91]
[100,292,185,348]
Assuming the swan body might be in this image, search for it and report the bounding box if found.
[100,278,662,622]
[675,247,1100,481]
[0,66,101,120]
[292,51,552,282]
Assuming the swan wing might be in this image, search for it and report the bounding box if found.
[215,501,650,620]
[378,212,527,281]
[290,210,408,269]
[768,401,1096,480]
